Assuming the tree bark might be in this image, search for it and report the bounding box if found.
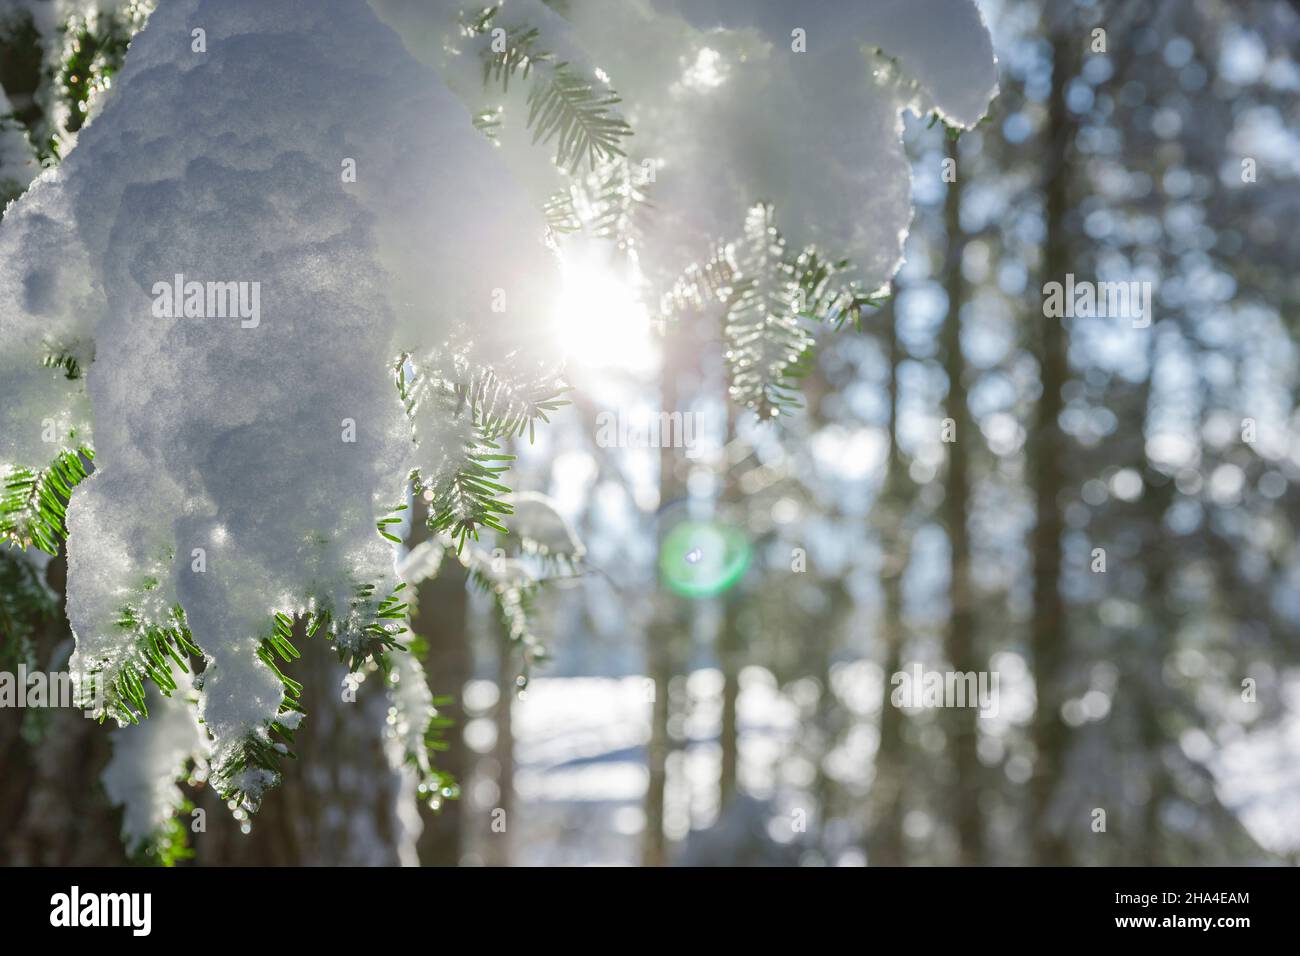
[940,135,983,865]
[717,401,745,809]
[0,552,128,865]
[717,598,744,815]
[486,617,516,866]
[869,298,909,866]
[643,319,692,866]
[411,500,471,867]
[1028,30,1077,866]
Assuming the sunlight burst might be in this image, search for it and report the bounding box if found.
[552,247,656,375]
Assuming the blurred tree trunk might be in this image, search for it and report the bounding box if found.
[0,551,127,865]
[487,617,515,866]
[410,494,471,867]
[718,594,741,806]
[1132,327,1179,862]
[940,135,984,865]
[1027,29,1077,866]
[717,402,745,808]
[869,298,909,866]
[644,611,682,866]
[812,580,851,854]
[643,321,692,867]
[1135,475,1175,863]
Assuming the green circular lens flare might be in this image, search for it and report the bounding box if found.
[658,520,752,598]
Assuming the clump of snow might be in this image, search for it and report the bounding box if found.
[384,648,437,790]
[0,177,97,467]
[375,0,997,295]
[649,0,999,128]
[1,0,559,802]
[102,671,209,853]
[395,538,445,587]
[554,0,998,291]
[505,491,585,562]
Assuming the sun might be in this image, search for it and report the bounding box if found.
[551,242,657,376]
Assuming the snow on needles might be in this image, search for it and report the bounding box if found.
[1,0,556,805]
[0,0,997,825]
[554,0,999,291]
[374,0,998,291]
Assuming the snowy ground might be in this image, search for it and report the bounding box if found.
[462,669,1300,865]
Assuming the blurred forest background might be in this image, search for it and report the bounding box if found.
[3,0,1300,866]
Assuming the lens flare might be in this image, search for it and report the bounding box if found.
[658,519,751,598]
